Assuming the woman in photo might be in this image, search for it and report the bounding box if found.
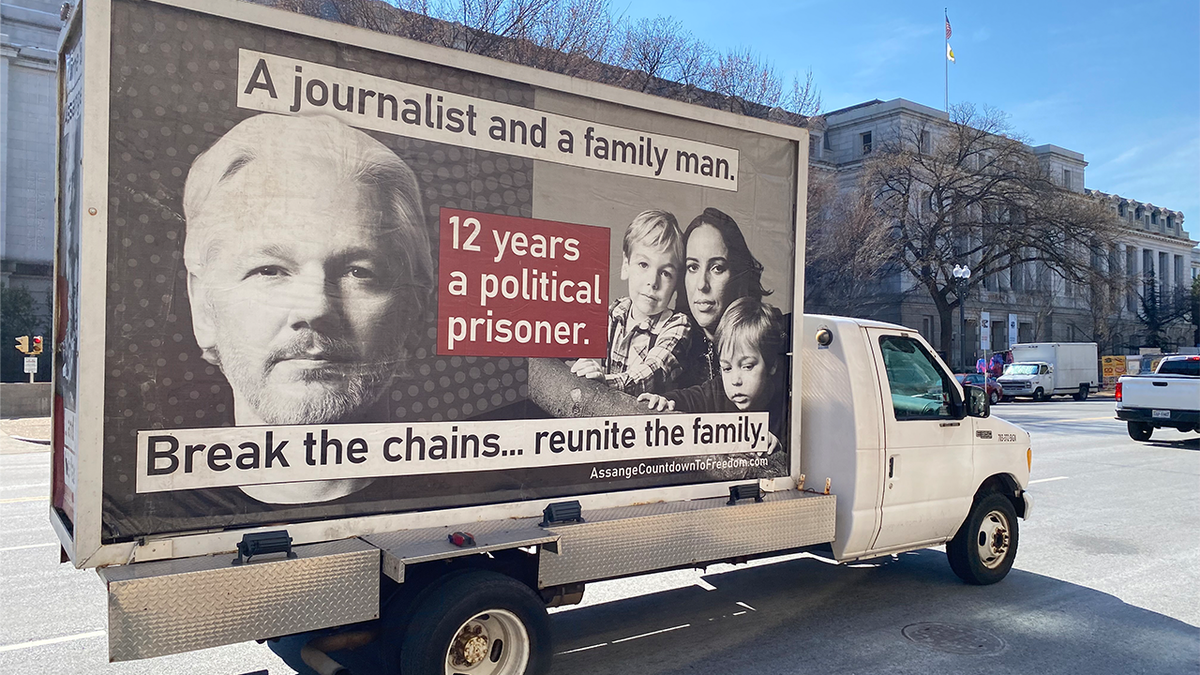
[676,207,773,387]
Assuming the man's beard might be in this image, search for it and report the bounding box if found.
[212,329,398,425]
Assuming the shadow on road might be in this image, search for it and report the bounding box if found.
[550,549,1198,675]
[1142,436,1200,451]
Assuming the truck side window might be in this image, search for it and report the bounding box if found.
[1039,365,1049,375]
[879,335,958,420]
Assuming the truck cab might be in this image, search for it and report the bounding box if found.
[997,362,1053,400]
[801,316,1032,562]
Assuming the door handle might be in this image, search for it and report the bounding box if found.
[888,456,896,478]
[940,421,960,427]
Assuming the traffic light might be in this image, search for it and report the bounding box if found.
[31,336,43,355]
[15,336,29,354]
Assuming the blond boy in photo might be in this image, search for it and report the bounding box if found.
[571,210,691,395]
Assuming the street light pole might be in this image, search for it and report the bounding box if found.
[953,264,972,371]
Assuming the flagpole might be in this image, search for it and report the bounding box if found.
[944,8,949,112]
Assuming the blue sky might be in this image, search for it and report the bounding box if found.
[628,0,1200,232]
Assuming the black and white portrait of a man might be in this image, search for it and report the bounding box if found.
[181,113,434,502]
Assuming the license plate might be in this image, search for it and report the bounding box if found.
[1152,410,1171,419]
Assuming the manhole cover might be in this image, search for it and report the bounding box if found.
[902,622,1006,655]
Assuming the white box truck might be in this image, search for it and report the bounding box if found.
[49,1,1034,672]
[999,342,1099,402]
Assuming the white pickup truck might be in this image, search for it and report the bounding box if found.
[1115,355,1200,441]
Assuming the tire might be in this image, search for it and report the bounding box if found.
[1127,421,1153,442]
[400,570,551,675]
[1032,388,1045,402]
[947,492,1019,585]
[1073,384,1089,402]
[989,390,1001,405]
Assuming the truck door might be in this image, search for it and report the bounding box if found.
[867,331,974,551]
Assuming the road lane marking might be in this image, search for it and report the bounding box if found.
[1023,416,1116,424]
[0,496,47,504]
[0,630,105,653]
[695,579,717,591]
[735,601,756,611]
[0,543,57,552]
[611,624,691,643]
[1029,476,1069,484]
[732,611,747,616]
[557,643,609,655]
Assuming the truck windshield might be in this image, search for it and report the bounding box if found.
[1004,364,1038,376]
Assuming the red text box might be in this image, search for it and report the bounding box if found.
[437,208,609,358]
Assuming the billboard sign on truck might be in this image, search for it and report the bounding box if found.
[54,0,805,564]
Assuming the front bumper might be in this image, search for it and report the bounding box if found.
[999,381,1032,394]
[1022,491,1034,521]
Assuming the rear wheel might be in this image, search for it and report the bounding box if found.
[1127,421,1153,442]
[947,493,1018,585]
[1073,384,1090,401]
[400,570,551,675]
[989,390,1001,405]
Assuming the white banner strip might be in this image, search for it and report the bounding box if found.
[136,412,771,493]
[236,50,739,191]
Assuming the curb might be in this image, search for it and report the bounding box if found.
[10,436,51,446]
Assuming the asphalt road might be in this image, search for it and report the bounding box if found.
[1,399,1197,674]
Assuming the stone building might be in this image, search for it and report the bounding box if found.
[1,0,60,313]
[807,98,1197,359]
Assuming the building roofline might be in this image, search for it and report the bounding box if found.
[1033,144,1086,163]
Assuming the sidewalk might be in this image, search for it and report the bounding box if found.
[0,417,51,454]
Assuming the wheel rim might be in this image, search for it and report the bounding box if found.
[975,510,1011,570]
[445,609,530,675]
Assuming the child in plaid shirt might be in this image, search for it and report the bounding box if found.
[570,210,691,395]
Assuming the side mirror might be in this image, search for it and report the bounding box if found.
[965,385,990,418]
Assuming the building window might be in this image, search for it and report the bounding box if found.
[1062,169,1072,189]
[1135,206,1144,223]
[1118,203,1126,217]
[1151,212,1158,225]
[920,130,931,154]
[823,133,832,151]
[809,136,819,158]
[1166,215,1174,229]
[861,131,872,155]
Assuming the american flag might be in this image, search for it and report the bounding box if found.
[945,16,952,40]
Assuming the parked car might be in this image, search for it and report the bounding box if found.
[957,373,1004,405]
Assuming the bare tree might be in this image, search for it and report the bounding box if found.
[1135,270,1192,349]
[785,69,822,117]
[859,103,1123,366]
[711,47,782,112]
[803,172,898,316]
[613,16,687,91]
[288,0,819,120]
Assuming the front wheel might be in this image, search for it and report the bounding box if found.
[989,390,1001,405]
[947,493,1019,585]
[1032,388,1046,402]
[1127,421,1153,442]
